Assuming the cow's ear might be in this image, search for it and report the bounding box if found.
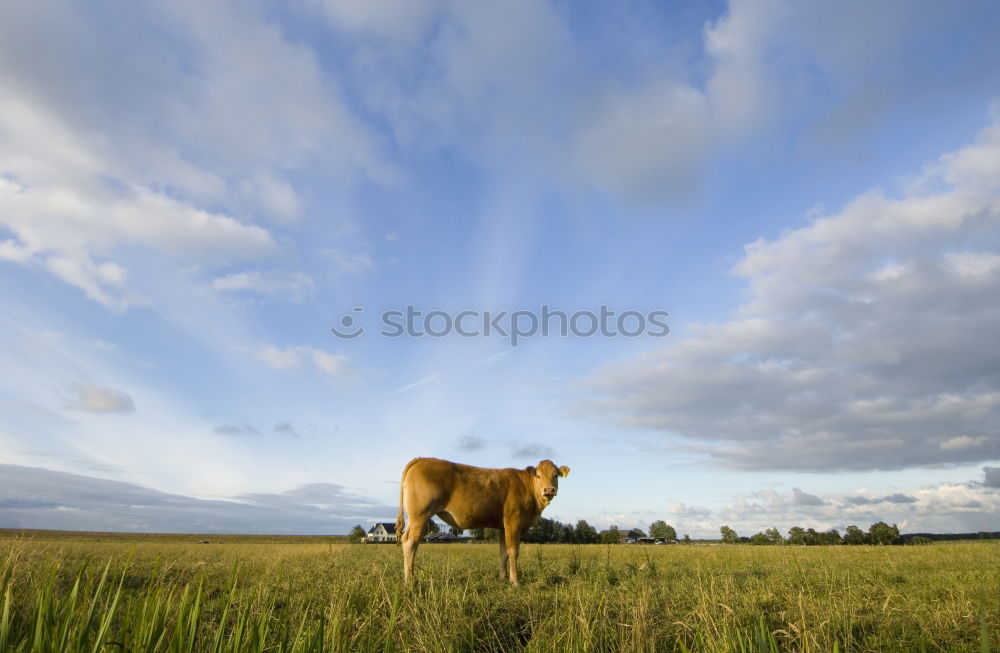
[558,465,570,478]
[525,465,536,475]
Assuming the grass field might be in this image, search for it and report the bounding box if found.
[0,531,997,652]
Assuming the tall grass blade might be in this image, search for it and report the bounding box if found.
[1,581,12,652]
[212,567,240,653]
[980,595,991,653]
[91,563,126,653]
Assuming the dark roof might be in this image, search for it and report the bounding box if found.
[368,522,397,534]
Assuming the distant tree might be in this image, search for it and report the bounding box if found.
[843,525,865,545]
[575,520,599,544]
[524,518,563,543]
[561,523,577,543]
[720,525,739,544]
[649,520,678,541]
[523,520,544,543]
[483,528,500,540]
[787,526,806,545]
[682,534,691,544]
[425,520,440,535]
[867,521,900,545]
[765,527,784,545]
[804,528,819,546]
[822,528,842,545]
[470,527,486,541]
[749,532,770,545]
[449,526,463,537]
[600,525,622,544]
[348,524,366,543]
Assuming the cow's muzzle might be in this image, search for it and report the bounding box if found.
[542,489,557,498]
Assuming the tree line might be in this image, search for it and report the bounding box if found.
[349,519,927,546]
[467,518,603,543]
[465,518,682,544]
[722,522,904,545]
[478,519,908,545]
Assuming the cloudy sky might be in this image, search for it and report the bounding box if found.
[2,0,999,537]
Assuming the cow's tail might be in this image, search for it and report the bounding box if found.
[396,458,417,545]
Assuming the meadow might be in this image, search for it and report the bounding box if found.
[0,531,997,652]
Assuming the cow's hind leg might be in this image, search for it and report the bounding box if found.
[401,514,428,584]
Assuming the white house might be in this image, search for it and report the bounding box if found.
[366,522,397,543]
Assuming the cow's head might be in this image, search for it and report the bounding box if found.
[530,459,570,506]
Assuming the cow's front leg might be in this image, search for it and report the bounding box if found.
[497,526,509,580]
[503,522,522,586]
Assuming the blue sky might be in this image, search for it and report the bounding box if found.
[2,0,1000,537]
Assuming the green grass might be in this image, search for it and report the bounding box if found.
[0,533,997,652]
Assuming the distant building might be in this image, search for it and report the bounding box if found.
[366,522,397,543]
[618,528,645,544]
[424,531,466,543]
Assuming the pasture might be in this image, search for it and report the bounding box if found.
[0,532,997,652]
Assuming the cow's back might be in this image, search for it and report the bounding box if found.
[403,458,529,530]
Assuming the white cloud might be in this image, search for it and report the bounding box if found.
[574,82,710,203]
[64,381,135,414]
[298,0,441,44]
[322,249,374,275]
[792,487,826,506]
[0,1,389,308]
[945,252,1000,278]
[583,116,1000,471]
[594,474,997,538]
[211,270,315,299]
[702,0,784,134]
[255,346,304,371]
[702,1,997,149]
[294,1,1000,207]
[712,478,1000,537]
[0,140,275,309]
[669,502,712,519]
[255,345,351,378]
[310,350,349,377]
[248,174,302,223]
[44,255,135,310]
[940,436,989,451]
[0,238,32,262]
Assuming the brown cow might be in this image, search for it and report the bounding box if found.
[396,457,570,585]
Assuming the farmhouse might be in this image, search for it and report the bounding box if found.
[366,522,397,543]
